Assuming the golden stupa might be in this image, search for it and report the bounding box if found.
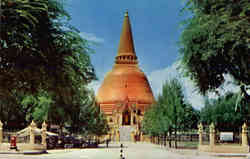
[96,11,154,141]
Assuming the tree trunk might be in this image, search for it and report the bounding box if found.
[164,132,166,147]
[174,104,177,149]
[174,129,177,149]
[169,131,172,148]
[59,124,63,136]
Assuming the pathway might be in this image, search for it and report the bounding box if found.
[0,142,247,159]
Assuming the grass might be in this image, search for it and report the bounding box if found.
[176,141,199,149]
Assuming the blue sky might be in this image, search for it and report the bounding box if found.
[65,0,186,74]
[64,0,238,109]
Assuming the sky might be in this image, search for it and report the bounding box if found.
[64,0,238,110]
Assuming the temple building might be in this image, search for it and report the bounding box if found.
[96,11,155,141]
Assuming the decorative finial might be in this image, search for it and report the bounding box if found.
[242,122,248,133]
[243,122,247,129]
[42,121,47,128]
[209,122,215,133]
[30,120,37,127]
[125,10,128,17]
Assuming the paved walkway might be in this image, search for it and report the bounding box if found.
[0,142,248,159]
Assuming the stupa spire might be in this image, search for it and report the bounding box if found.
[115,11,138,65]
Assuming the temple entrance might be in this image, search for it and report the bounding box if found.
[122,110,131,125]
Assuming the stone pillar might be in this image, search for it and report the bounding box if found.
[112,129,115,142]
[131,131,135,142]
[140,132,144,142]
[116,130,120,142]
[0,120,3,144]
[30,120,37,144]
[42,121,47,146]
[131,112,134,125]
[119,113,123,125]
[198,123,203,145]
[209,123,215,147]
[242,123,248,147]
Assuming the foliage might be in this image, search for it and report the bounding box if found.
[0,0,96,97]
[66,90,109,136]
[142,79,199,136]
[86,105,109,136]
[180,0,250,95]
[200,92,249,131]
[21,90,53,123]
[182,103,200,130]
[0,92,27,129]
[142,103,170,136]
[0,0,108,136]
[19,87,109,135]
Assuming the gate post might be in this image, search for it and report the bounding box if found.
[30,120,37,144]
[209,123,215,147]
[42,121,47,146]
[242,123,248,147]
[198,123,203,145]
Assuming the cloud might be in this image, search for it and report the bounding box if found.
[147,62,180,96]
[207,74,240,99]
[148,61,205,109]
[88,80,102,94]
[79,32,104,43]
[148,62,240,110]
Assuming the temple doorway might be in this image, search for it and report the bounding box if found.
[122,110,131,125]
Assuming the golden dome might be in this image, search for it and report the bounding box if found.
[96,64,154,104]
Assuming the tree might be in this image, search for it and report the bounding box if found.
[142,78,199,148]
[21,89,54,123]
[66,90,109,136]
[200,92,249,131]
[0,92,27,130]
[0,0,96,97]
[142,103,170,137]
[0,0,108,136]
[182,103,200,131]
[180,0,250,96]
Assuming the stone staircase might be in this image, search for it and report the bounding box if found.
[119,126,135,142]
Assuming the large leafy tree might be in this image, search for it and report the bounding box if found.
[180,0,250,96]
[0,0,105,134]
[0,0,96,96]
